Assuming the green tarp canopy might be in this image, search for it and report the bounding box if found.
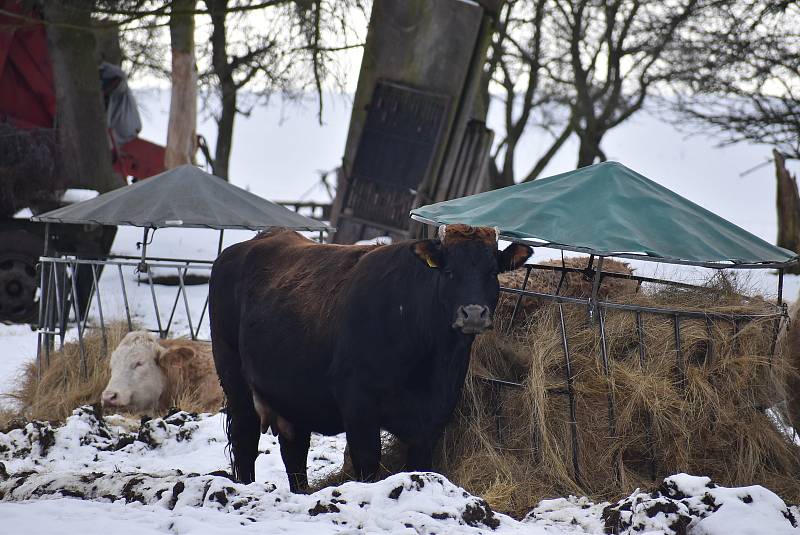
[411,161,797,269]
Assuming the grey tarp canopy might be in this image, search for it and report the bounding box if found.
[32,164,330,232]
[411,161,798,269]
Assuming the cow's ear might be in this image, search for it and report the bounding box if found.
[412,240,443,269]
[158,346,195,368]
[497,243,533,272]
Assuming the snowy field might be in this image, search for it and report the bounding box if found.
[0,405,797,534]
[1,93,800,532]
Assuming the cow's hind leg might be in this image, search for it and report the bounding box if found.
[279,428,311,493]
[214,340,260,483]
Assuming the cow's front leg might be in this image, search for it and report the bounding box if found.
[279,428,311,493]
[345,421,381,482]
[406,439,434,472]
[339,389,381,481]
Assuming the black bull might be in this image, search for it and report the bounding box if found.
[209,225,532,492]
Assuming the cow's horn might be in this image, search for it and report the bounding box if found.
[494,226,500,242]
[438,224,447,242]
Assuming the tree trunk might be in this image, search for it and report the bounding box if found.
[212,79,236,181]
[165,0,197,169]
[206,0,235,181]
[43,0,119,193]
[576,129,604,168]
[774,149,800,274]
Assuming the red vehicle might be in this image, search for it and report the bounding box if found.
[0,1,166,323]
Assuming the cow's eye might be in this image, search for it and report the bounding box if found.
[133,361,143,369]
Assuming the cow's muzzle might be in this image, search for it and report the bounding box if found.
[101,390,121,407]
[452,304,492,334]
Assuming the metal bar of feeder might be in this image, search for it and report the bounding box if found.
[508,265,532,331]
[81,266,96,334]
[597,305,622,482]
[558,303,581,486]
[499,286,783,321]
[597,306,616,438]
[193,294,210,340]
[555,268,567,295]
[36,259,49,376]
[90,264,107,356]
[178,266,195,339]
[588,256,605,323]
[68,261,88,379]
[117,264,133,332]
[165,267,185,335]
[147,268,164,338]
[525,262,703,292]
[635,311,657,481]
[217,229,225,256]
[778,268,784,306]
[52,262,65,346]
[43,261,57,367]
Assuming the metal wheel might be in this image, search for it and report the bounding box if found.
[0,231,42,323]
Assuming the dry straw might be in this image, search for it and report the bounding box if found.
[437,264,800,516]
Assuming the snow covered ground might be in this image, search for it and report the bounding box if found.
[0,405,797,534]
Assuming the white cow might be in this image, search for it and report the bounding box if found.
[102,331,223,413]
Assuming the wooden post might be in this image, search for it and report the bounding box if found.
[165,0,198,169]
[774,149,800,274]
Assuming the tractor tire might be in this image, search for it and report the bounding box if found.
[0,230,43,324]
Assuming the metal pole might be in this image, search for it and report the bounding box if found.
[635,311,657,481]
[217,229,225,257]
[68,261,88,379]
[588,256,605,323]
[139,227,149,273]
[117,264,133,332]
[36,258,48,378]
[507,265,532,332]
[597,306,620,482]
[194,294,210,340]
[778,268,784,306]
[90,264,107,356]
[147,268,164,338]
[558,303,581,486]
[43,261,56,367]
[178,267,195,339]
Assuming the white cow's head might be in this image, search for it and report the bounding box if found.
[102,331,168,412]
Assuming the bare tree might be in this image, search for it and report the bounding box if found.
[668,1,800,159]
[200,0,365,180]
[486,0,710,186]
[486,1,573,188]
[93,0,366,180]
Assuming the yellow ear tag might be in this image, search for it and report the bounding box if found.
[426,256,438,268]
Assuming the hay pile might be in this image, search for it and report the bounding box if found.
[438,268,800,516]
[495,257,638,324]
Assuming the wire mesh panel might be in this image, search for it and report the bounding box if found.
[37,256,214,378]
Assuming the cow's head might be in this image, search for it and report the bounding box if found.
[102,331,194,412]
[412,224,532,334]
